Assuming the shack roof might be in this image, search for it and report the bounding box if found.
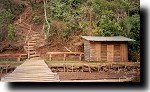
[81,36,135,42]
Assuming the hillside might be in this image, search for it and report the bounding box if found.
[0,0,140,60]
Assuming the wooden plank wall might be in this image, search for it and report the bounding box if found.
[114,44,121,62]
[84,40,90,61]
[90,42,95,61]
[107,44,114,62]
[123,42,128,62]
[90,42,101,61]
[84,41,128,62]
[101,43,107,61]
[120,42,128,62]
[95,42,101,61]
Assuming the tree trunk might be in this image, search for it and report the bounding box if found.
[43,0,50,35]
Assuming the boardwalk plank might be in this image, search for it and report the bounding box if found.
[1,59,59,82]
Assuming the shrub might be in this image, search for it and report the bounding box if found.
[0,9,13,28]
[8,24,16,40]
[32,16,42,25]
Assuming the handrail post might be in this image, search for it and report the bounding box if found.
[27,41,30,60]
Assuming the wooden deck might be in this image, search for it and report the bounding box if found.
[1,58,59,82]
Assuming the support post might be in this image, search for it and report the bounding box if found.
[27,41,30,59]
[17,55,21,62]
[72,64,74,72]
[63,64,65,72]
[79,54,82,61]
[49,54,52,61]
[64,54,66,61]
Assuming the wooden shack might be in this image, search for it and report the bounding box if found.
[81,36,135,62]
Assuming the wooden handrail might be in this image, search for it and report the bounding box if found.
[15,6,33,59]
[46,52,84,61]
[0,54,27,62]
[0,54,27,57]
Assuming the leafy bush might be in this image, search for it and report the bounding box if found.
[8,24,16,40]
[79,21,89,29]
[0,9,13,28]
[32,16,42,25]
[61,28,71,39]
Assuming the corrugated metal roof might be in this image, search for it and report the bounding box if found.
[81,36,135,41]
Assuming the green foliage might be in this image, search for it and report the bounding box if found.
[61,28,71,39]
[32,16,42,25]
[8,24,16,40]
[44,23,49,36]
[0,9,13,28]
[0,0,25,42]
[94,16,123,36]
[44,0,140,61]
[79,21,89,29]
[50,0,71,21]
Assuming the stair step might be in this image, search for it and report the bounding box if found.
[27,48,35,51]
[24,47,34,51]
[27,41,36,43]
[24,46,34,48]
[29,51,36,54]
[27,43,36,45]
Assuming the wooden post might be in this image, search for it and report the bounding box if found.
[97,65,99,72]
[0,67,3,74]
[88,65,91,73]
[27,41,30,60]
[49,54,52,61]
[82,65,84,72]
[64,54,66,61]
[6,65,9,73]
[72,64,74,72]
[79,54,82,61]
[17,55,21,62]
[63,64,65,72]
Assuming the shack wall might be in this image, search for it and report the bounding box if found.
[83,40,90,61]
[85,41,128,62]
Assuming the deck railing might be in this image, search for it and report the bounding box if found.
[46,52,84,61]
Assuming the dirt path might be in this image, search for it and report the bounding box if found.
[57,71,140,81]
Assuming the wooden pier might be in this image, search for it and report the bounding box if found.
[1,58,59,82]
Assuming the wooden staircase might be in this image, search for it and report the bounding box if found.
[14,5,44,59]
[24,31,41,59]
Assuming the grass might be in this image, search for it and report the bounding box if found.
[45,60,108,66]
[0,60,25,67]
[45,60,140,66]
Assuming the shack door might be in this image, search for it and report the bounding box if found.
[107,44,114,62]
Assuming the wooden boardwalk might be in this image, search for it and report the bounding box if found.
[1,58,59,82]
